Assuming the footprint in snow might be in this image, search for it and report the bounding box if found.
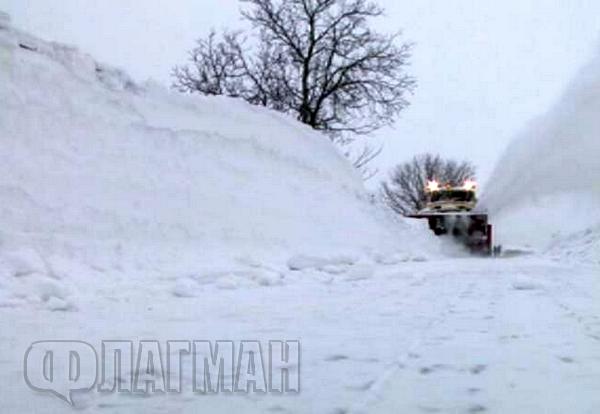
[419,364,449,375]
[469,364,487,375]
[418,406,442,413]
[511,280,542,291]
[345,379,375,392]
[587,334,600,341]
[325,354,349,362]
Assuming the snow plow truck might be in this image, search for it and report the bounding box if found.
[408,180,494,254]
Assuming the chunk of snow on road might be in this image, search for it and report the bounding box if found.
[511,279,542,291]
[373,253,410,266]
[172,278,200,298]
[320,265,349,275]
[251,270,284,286]
[46,255,94,280]
[35,277,70,302]
[286,255,328,271]
[45,296,74,312]
[216,275,241,290]
[287,255,357,271]
[0,248,47,278]
[187,266,285,288]
[344,264,375,281]
[234,256,264,268]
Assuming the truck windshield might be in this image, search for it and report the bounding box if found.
[430,190,474,202]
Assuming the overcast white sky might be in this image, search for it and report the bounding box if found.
[2,0,599,184]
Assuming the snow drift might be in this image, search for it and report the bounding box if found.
[0,16,426,308]
[480,44,600,261]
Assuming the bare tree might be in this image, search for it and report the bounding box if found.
[347,144,382,181]
[173,0,415,143]
[381,154,476,216]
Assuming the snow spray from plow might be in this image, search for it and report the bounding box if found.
[475,44,600,251]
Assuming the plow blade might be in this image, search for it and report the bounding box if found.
[408,212,493,254]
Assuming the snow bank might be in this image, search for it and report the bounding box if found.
[545,225,600,266]
[480,44,600,260]
[0,17,429,304]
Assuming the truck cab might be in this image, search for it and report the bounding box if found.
[419,180,478,213]
[425,188,477,212]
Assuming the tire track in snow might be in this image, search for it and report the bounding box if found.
[362,259,600,414]
[351,264,479,413]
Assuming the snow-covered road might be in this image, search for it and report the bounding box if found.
[1,255,599,413]
[366,258,600,414]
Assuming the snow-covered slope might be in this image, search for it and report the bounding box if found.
[480,45,600,262]
[545,225,600,266]
[0,17,428,308]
